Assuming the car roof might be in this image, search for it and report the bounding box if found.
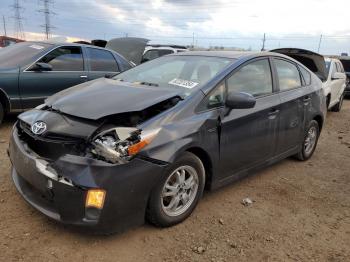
[171,50,287,59]
[26,41,116,52]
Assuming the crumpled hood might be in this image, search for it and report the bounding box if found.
[45,78,181,120]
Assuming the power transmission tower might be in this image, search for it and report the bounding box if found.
[2,15,7,36]
[261,33,266,51]
[38,0,56,40]
[10,0,25,39]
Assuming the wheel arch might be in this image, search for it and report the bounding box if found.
[326,93,331,108]
[313,114,324,131]
[185,147,213,190]
[0,88,11,113]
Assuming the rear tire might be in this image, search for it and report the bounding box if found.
[146,152,205,227]
[0,102,4,125]
[331,93,344,112]
[295,120,320,161]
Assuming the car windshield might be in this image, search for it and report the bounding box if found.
[0,42,51,68]
[114,55,233,94]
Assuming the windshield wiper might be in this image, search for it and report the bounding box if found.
[139,81,159,87]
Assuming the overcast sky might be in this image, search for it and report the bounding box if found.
[1,0,350,54]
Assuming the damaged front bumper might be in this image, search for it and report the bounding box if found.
[8,126,168,233]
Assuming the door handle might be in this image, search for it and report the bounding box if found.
[268,109,280,116]
[80,75,88,79]
[268,108,279,119]
[303,96,311,102]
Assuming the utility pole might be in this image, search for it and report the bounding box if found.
[2,15,7,36]
[38,0,56,40]
[192,32,195,48]
[261,33,266,51]
[11,0,25,39]
[317,34,323,53]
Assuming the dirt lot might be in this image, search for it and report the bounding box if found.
[0,102,349,262]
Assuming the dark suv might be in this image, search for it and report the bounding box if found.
[0,42,132,123]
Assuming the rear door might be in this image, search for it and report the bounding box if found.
[272,58,306,155]
[333,61,346,100]
[219,58,280,180]
[85,47,120,79]
[19,45,88,109]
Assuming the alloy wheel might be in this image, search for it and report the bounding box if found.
[161,165,199,217]
[304,126,317,155]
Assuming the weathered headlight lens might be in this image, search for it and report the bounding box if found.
[90,127,160,163]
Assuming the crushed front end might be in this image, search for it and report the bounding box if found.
[8,109,169,233]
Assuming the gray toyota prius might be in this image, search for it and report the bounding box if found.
[8,51,326,233]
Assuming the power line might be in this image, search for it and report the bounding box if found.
[10,0,25,39]
[38,0,56,40]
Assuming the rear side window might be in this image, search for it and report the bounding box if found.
[298,65,311,86]
[87,48,119,72]
[335,62,340,72]
[227,59,273,97]
[275,59,301,91]
[39,46,83,71]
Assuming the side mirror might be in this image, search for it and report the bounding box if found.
[332,72,345,80]
[225,92,256,109]
[31,62,53,72]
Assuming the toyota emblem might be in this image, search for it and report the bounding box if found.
[31,121,47,135]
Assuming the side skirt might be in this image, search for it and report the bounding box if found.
[210,146,300,190]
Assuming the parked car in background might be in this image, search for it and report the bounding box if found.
[0,41,133,124]
[106,37,188,65]
[324,57,346,110]
[0,35,24,48]
[9,51,326,233]
[272,48,346,111]
[142,44,188,63]
[337,56,350,97]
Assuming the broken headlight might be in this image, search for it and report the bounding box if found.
[90,127,160,164]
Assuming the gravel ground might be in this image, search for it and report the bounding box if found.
[0,101,349,262]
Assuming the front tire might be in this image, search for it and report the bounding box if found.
[295,120,320,161]
[146,152,205,227]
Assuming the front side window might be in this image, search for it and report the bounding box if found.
[227,59,273,97]
[87,48,118,72]
[38,46,83,71]
[197,81,225,111]
[275,59,301,91]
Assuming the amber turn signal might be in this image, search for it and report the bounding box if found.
[86,189,106,209]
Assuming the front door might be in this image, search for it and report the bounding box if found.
[219,58,280,180]
[19,46,88,109]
